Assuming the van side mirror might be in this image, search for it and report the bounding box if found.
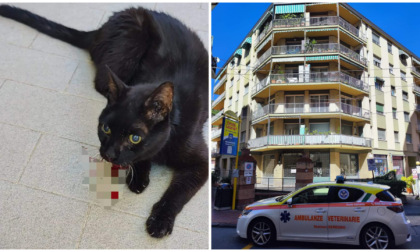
[287,198,292,207]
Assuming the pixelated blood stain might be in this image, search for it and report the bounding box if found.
[111,164,127,177]
[111,191,119,199]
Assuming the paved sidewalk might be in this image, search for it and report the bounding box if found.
[0,3,209,249]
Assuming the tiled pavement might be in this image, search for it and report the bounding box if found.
[0,3,209,249]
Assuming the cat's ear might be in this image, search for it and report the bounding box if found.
[144,82,174,122]
[105,65,128,103]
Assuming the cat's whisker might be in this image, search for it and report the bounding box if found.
[128,164,134,185]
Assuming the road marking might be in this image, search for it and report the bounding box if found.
[242,243,253,249]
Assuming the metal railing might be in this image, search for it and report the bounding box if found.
[255,177,296,192]
[413,67,420,76]
[413,85,420,94]
[211,109,224,123]
[255,22,273,45]
[273,17,306,28]
[252,71,368,96]
[249,134,372,149]
[252,100,370,121]
[211,128,222,139]
[213,75,227,92]
[255,43,366,69]
[212,92,225,107]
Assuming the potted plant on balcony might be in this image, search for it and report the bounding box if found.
[401,175,415,194]
[272,65,285,84]
[305,39,317,53]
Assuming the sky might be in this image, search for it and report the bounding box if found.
[211,3,420,101]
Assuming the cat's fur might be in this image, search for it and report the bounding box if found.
[0,5,208,238]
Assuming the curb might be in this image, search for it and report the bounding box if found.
[212,223,236,228]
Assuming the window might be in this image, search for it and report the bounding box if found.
[378,128,386,141]
[230,60,235,68]
[236,91,239,101]
[230,77,234,87]
[375,78,384,91]
[244,48,249,58]
[387,42,392,53]
[284,123,299,135]
[389,64,394,75]
[310,152,330,179]
[256,128,263,138]
[292,186,330,204]
[392,108,397,119]
[340,153,359,177]
[401,71,406,81]
[391,86,396,96]
[402,91,408,100]
[244,84,249,95]
[376,103,384,115]
[373,55,381,67]
[394,131,399,142]
[228,97,232,106]
[376,190,396,202]
[372,32,380,45]
[406,133,412,144]
[330,187,364,203]
[404,112,410,122]
[240,131,246,143]
[269,123,274,136]
[309,123,330,134]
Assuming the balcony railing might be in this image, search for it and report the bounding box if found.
[249,134,372,149]
[214,75,227,93]
[252,71,368,96]
[413,85,420,94]
[255,22,273,45]
[252,100,370,121]
[211,109,224,123]
[255,43,366,69]
[212,92,225,107]
[413,67,420,76]
[211,128,222,139]
[267,16,362,39]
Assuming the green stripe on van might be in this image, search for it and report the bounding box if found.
[362,193,371,202]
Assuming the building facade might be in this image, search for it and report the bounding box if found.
[212,3,420,190]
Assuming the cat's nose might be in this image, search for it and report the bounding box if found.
[104,150,117,163]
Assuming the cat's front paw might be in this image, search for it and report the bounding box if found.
[126,172,149,194]
[146,214,174,238]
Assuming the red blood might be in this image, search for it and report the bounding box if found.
[111,191,119,199]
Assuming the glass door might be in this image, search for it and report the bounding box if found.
[285,95,304,113]
[310,94,329,113]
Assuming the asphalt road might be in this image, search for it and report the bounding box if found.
[212,226,420,249]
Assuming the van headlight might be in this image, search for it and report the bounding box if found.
[241,209,252,216]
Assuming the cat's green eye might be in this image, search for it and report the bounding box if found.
[101,124,111,134]
[129,134,142,144]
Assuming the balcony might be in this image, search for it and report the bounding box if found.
[214,75,227,95]
[211,128,222,140]
[212,92,225,110]
[252,100,370,123]
[212,109,224,125]
[256,16,364,47]
[413,85,420,95]
[252,72,368,97]
[249,134,372,150]
[254,43,366,69]
[416,105,420,112]
[412,67,420,77]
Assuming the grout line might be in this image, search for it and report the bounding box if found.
[27,32,39,48]
[75,204,92,249]
[0,79,6,90]
[17,133,43,183]
[0,121,101,149]
[4,79,106,104]
[64,61,80,92]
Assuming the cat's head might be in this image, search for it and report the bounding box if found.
[98,66,174,165]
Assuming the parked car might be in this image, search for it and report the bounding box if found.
[236,176,411,249]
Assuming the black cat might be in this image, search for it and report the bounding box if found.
[0,5,208,238]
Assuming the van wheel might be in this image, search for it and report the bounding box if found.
[247,218,276,246]
[360,223,394,249]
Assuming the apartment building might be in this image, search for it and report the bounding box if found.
[212,3,420,189]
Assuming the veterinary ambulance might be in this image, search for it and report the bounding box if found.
[236,176,411,249]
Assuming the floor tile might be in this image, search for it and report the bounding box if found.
[0,42,78,91]
[79,205,207,249]
[0,123,40,182]
[0,16,38,47]
[20,134,99,201]
[0,180,89,249]
[0,81,104,146]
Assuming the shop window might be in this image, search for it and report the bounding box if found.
[374,154,388,176]
[339,153,359,178]
[310,152,330,182]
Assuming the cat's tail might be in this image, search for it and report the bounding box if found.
[0,5,96,49]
